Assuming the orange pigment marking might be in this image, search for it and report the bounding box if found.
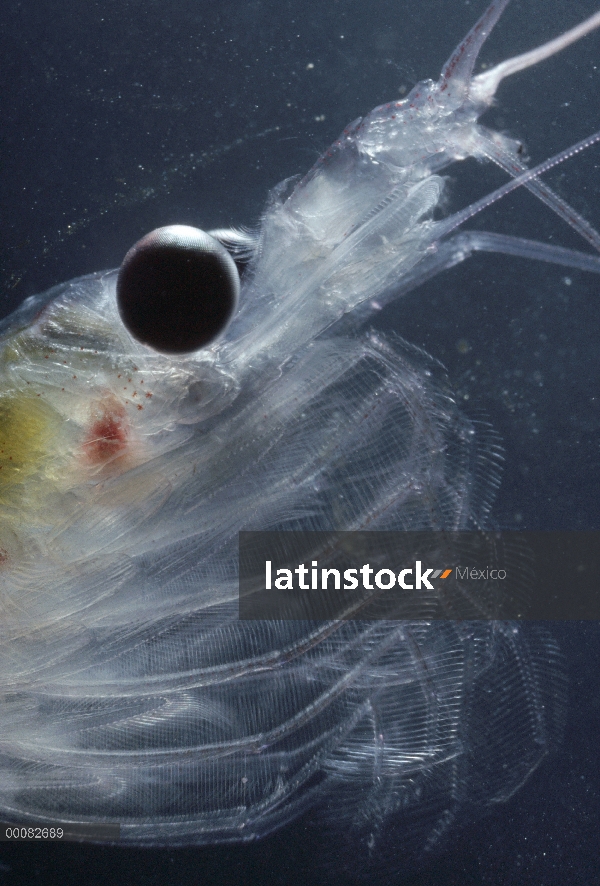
[82,396,129,465]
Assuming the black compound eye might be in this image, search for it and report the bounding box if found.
[116,225,240,354]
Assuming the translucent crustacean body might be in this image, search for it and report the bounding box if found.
[0,0,599,869]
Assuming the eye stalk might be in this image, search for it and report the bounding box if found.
[116,225,240,354]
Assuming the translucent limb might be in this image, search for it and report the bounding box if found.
[471,9,600,105]
[477,133,600,254]
[436,131,600,243]
[374,231,600,309]
[438,0,512,101]
[438,230,600,274]
[338,231,600,333]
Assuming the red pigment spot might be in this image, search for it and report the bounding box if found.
[145,392,152,399]
[0,549,8,565]
[82,396,129,465]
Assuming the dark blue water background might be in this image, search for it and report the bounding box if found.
[1,0,600,882]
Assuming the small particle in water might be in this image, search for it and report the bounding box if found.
[563,276,572,286]
[456,338,471,354]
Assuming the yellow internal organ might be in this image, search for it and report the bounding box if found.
[0,392,61,503]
